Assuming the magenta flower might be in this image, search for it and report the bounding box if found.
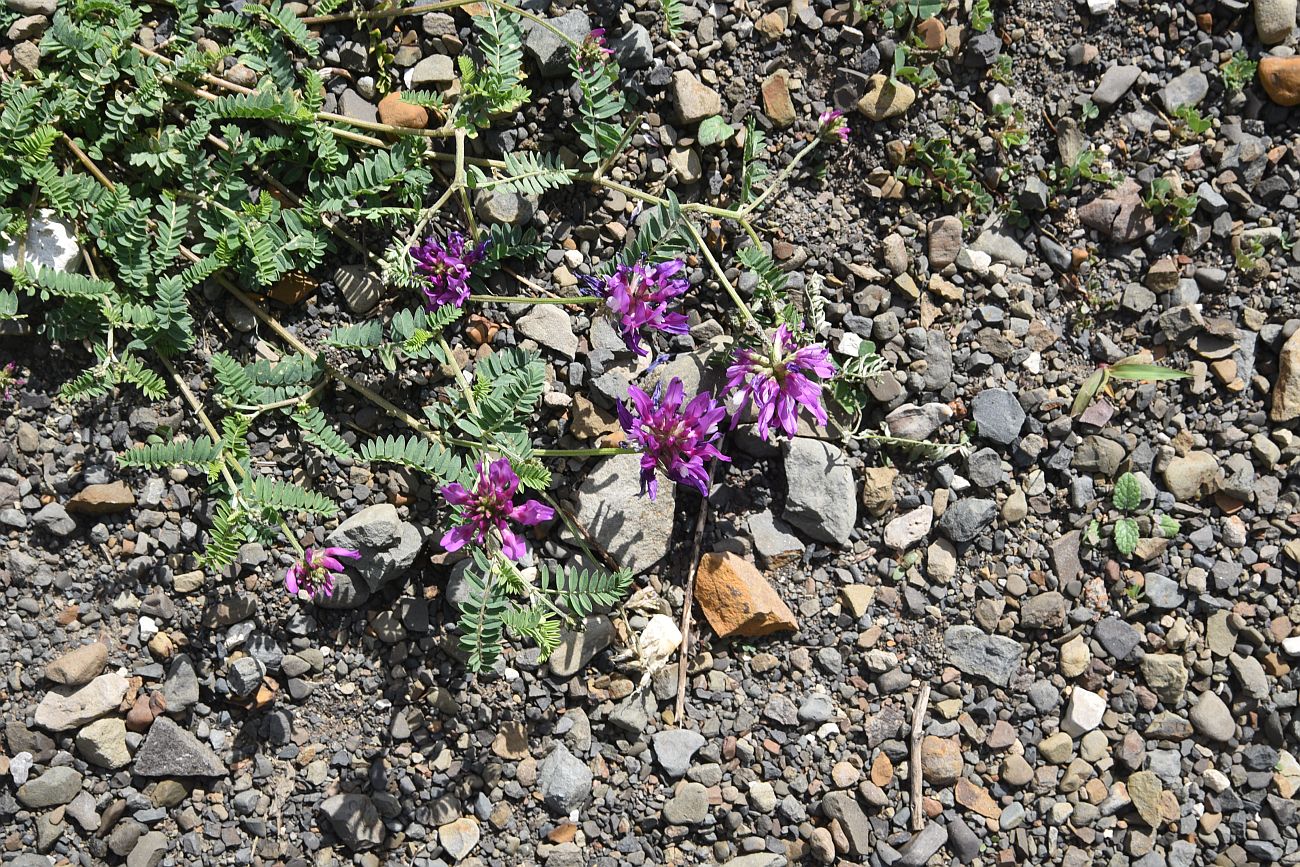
[618,377,729,500]
[286,546,361,599]
[818,109,850,144]
[726,325,837,441]
[574,28,613,69]
[581,259,690,356]
[410,231,491,309]
[440,458,555,561]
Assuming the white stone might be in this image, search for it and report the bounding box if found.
[837,331,863,357]
[1,210,81,274]
[883,505,933,551]
[1061,687,1107,736]
[1087,0,1116,13]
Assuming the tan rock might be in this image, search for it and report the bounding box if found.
[916,17,945,50]
[870,752,893,787]
[761,72,796,128]
[45,642,109,686]
[34,673,129,732]
[377,91,429,129]
[855,74,915,121]
[920,735,963,786]
[1128,770,1164,827]
[694,552,798,638]
[66,481,135,515]
[954,777,1001,819]
[1271,327,1300,421]
[755,9,787,41]
[491,721,529,760]
[861,466,897,517]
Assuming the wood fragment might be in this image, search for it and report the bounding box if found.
[909,682,932,832]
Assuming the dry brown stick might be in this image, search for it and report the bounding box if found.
[674,460,719,726]
[909,682,932,832]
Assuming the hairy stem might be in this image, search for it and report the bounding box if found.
[684,221,758,331]
[467,295,600,305]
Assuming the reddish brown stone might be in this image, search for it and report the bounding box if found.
[694,552,798,638]
[126,694,156,733]
[67,481,136,515]
[916,17,945,50]
[378,91,429,129]
[955,777,1001,819]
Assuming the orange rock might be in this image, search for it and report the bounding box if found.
[126,694,156,733]
[694,552,798,638]
[269,271,318,306]
[916,17,945,50]
[67,481,136,515]
[1259,57,1300,107]
[870,752,893,787]
[378,91,430,129]
[955,777,1002,819]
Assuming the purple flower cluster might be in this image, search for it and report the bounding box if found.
[618,377,729,500]
[574,28,613,70]
[0,362,25,401]
[285,546,360,599]
[410,231,491,310]
[818,109,850,144]
[440,458,555,561]
[726,324,836,441]
[582,259,690,356]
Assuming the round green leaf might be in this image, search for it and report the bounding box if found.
[1114,517,1140,555]
[1112,472,1141,512]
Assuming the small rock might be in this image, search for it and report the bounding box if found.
[1160,68,1208,112]
[1255,0,1297,45]
[884,506,932,551]
[33,503,76,537]
[17,766,82,808]
[1062,687,1107,736]
[377,91,428,129]
[516,304,578,359]
[1091,64,1140,109]
[1162,451,1219,501]
[34,673,129,731]
[539,744,592,813]
[45,642,109,686]
[663,781,710,825]
[319,794,385,851]
[1078,178,1154,243]
[885,403,952,440]
[1189,691,1235,742]
[1271,327,1300,421]
[652,730,706,779]
[921,735,963,786]
[671,71,721,125]
[928,216,962,269]
[75,717,131,769]
[694,552,798,638]
[944,626,1023,686]
[971,389,1025,445]
[937,498,997,543]
[66,481,135,515]
[126,831,168,867]
[760,72,796,127]
[438,817,481,861]
[523,9,590,77]
[856,74,915,121]
[548,615,615,678]
[334,265,384,316]
[1,209,80,273]
[783,438,856,544]
[573,453,675,574]
[133,717,227,777]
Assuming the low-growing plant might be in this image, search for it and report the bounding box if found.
[1233,235,1270,282]
[1085,471,1180,557]
[1143,177,1199,231]
[988,53,1014,86]
[1048,148,1120,194]
[1170,105,1212,140]
[970,0,994,32]
[901,137,993,214]
[890,44,939,89]
[1071,355,1193,416]
[1221,52,1257,95]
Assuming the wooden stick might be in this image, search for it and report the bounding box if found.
[674,459,719,725]
[909,682,932,832]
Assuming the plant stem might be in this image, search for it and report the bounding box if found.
[468,294,600,305]
[684,220,759,331]
[438,336,478,416]
[739,137,823,218]
[533,446,627,457]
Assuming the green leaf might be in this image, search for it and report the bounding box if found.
[1084,519,1101,547]
[537,562,635,620]
[118,436,222,470]
[1071,367,1108,416]
[242,475,336,516]
[1112,472,1141,512]
[295,405,357,461]
[1157,514,1180,538]
[360,434,460,482]
[697,115,734,147]
[467,151,576,196]
[1114,517,1140,555]
[1107,362,1193,382]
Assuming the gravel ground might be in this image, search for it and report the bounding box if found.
[4,0,1300,866]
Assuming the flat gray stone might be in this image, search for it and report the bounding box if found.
[944,626,1023,687]
[1091,64,1140,108]
[548,615,615,678]
[516,304,578,359]
[319,793,385,850]
[971,388,1025,445]
[573,453,675,575]
[133,717,227,778]
[34,673,129,731]
[539,744,591,813]
[782,438,856,545]
[651,730,706,779]
[523,10,590,76]
[17,766,82,808]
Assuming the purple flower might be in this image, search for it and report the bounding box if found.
[574,28,613,70]
[410,231,491,309]
[818,109,850,144]
[286,546,361,599]
[618,377,729,500]
[0,362,25,402]
[440,458,555,561]
[581,259,690,356]
[725,324,837,441]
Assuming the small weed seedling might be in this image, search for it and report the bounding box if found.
[1071,354,1192,416]
[1221,52,1257,95]
[1086,472,1180,557]
[1143,177,1199,231]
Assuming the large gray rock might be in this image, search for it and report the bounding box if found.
[32,503,76,537]
[898,822,949,867]
[162,654,199,713]
[126,831,168,867]
[971,388,1025,445]
[937,498,997,543]
[1091,64,1140,109]
[1160,68,1208,113]
[1256,0,1297,44]
[1189,691,1235,742]
[782,438,856,545]
[944,626,1023,686]
[76,717,131,769]
[652,729,706,779]
[324,503,428,599]
[523,10,590,76]
[548,615,615,678]
[573,453,676,575]
[821,791,871,855]
[133,717,226,777]
[319,793,385,850]
[516,305,578,359]
[17,766,82,808]
[539,744,592,813]
[34,673,129,731]
[671,70,722,124]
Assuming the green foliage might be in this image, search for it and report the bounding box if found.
[467,151,576,196]
[1114,517,1140,555]
[1171,106,1212,139]
[243,474,335,516]
[456,6,530,131]
[570,50,628,165]
[455,548,633,672]
[697,116,735,147]
[737,243,789,323]
[660,0,684,35]
[828,339,888,419]
[1112,472,1141,512]
[360,434,461,483]
[118,436,223,472]
[890,44,938,89]
[739,119,770,205]
[1221,52,1257,94]
[603,190,690,270]
[1048,148,1120,194]
[902,137,993,214]
[1143,177,1198,230]
[970,0,993,31]
[295,405,357,461]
